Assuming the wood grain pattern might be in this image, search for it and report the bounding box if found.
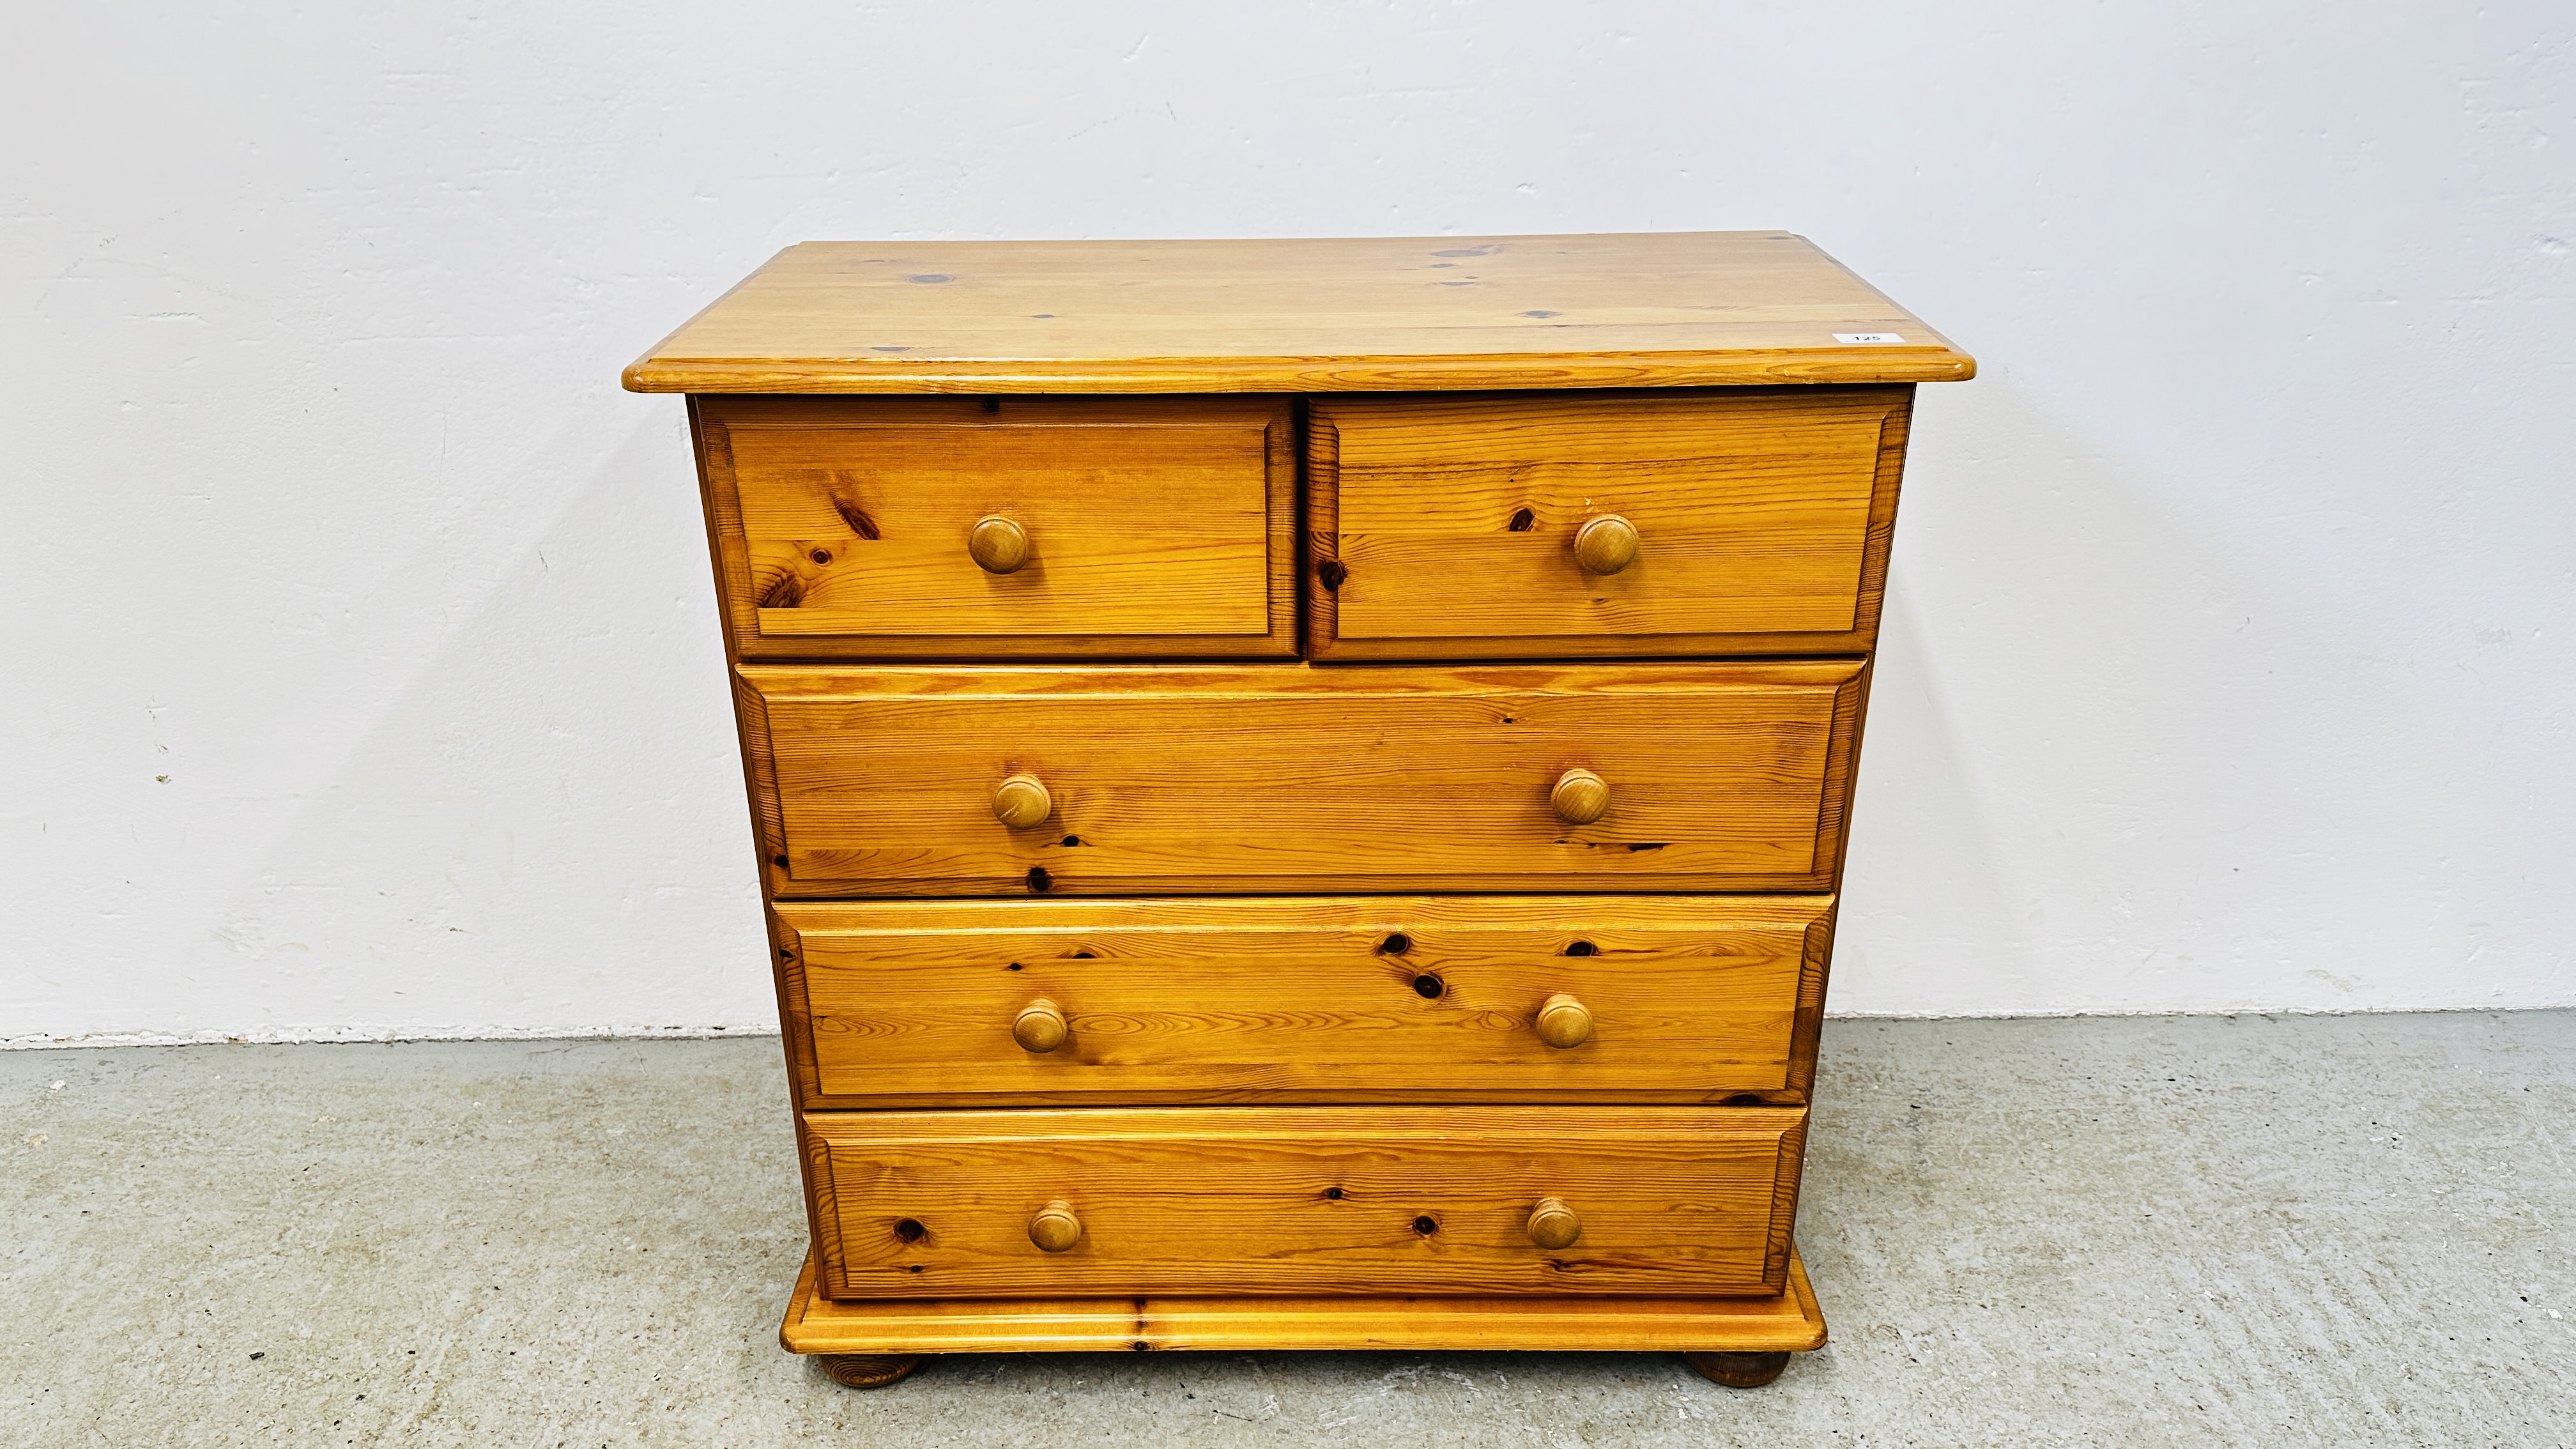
[815,1352,923,1388]
[779,1250,1828,1354]
[631,232,1971,1365]
[771,895,1833,1107]
[806,1105,1804,1299]
[696,395,1298,659]
[624,233,1973,394]
[739,661,1869,897]
[1307,388,1912,659]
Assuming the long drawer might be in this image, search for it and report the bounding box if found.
[807,1106,1805,1300]
[774,896,1830,1108]
[738,661,1867,897]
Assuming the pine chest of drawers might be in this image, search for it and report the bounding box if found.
[625,232,1972,1390]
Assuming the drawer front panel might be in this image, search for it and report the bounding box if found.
[698,396,1297,657]
[1307,388,1909,659]
[774,896,1831,1108]
[809,1106,1804,1299]
[740,661,1866,897]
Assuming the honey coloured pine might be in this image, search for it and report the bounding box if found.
[773,895,1834,1108]
[1306,388,1912,659]
[738,661,1868,897]
[627,231,1971,1392]
[699,395,1300,658]
[806,1105,1807,1299]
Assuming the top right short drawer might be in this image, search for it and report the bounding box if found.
[1307,387,1911,660]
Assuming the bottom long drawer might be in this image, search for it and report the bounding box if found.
[808,1105,1805,1300]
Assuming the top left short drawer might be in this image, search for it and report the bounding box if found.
[692,395,1298,659]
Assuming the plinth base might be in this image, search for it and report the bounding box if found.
[780,1248,1825,1362]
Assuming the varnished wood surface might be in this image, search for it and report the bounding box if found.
[1526,1197,1584,1250]
[739,661,1869,897]
[626,233,1970,394]
[631,233,1955,1363]
[780,1250,1828,1354]
[806,1105,1805,1299]
[1027,1200,1085,1253]
[990,774,1054,831]
[815,1353,922,1388]
[696,396,1298,659]
[1685,1349,1793,1388]
[1307,389,1912,659]
[772,895,1831,1107]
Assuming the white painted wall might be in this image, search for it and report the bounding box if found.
[4,3,2570,1045]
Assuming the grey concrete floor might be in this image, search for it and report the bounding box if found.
[6,1013,2572,1447]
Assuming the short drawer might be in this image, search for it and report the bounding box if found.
[1307,388,1909,659]
[694,395,1297,658]
[808,1105,1804,1299]
[737,660,1866,897]
[774,895,1830,1108]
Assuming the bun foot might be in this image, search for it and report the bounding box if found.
[816,1353,924,1389]
[1683,1350,1791,1388]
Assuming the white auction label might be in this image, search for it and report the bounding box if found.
[1832,332,1906,344]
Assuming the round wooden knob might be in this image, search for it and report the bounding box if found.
[968,516,1032,574]
[992,772,1053,829]
[1028,1199,1084,1252]
[1012,999,1070,1054]
[1573,514,1638,574]
[1527,1196,1583,1250]
[1533,993,1593,1049]
[1550,768,1610,825]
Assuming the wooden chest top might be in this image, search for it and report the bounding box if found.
[622,232,1974,394]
